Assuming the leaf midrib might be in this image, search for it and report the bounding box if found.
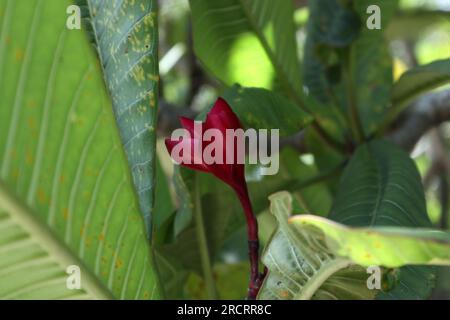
[369,145,384,226]
[0,179,115,300]
[294,258,351,300]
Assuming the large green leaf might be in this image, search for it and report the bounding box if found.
[303,0,360,103]
[389,59,450,117]
[350,0,397,134]
[304,0,397,135]
[330,139,436,299]
[0,0,160,299]
[258,192,376,300]
[330,140,431,227]
[291,215,450,267]
[189,0,302,93]
[260,141,440,299]
[259,192,446,300]
[78,0,159,236]
[222,86,313,137]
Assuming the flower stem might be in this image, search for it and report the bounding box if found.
[194,173,218,299]
[236,188,265,300]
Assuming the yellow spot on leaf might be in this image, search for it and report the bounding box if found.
[62,208,69,220]
[15,49,24,62]
[115,258,123,269]
[26,152,34,165]
[37,189,47,204]
[27,117,37,129]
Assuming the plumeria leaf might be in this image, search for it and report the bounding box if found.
[260,192,444,300]
[258,192,376,300]
[304,0,398,134]
[0,0,159,299]
[391,59,450,110]
[189,0,302,92]
[330,139,437,299]
[78,0,159,236]
[260,141,443,300]
[196,87,313,137]
[350,0,397,134]
[329,140,431,227]
[222,86,313,137]
[291,215,450,267]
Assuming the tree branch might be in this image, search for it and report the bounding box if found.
[294,0,308,9]
[388,89,450,152]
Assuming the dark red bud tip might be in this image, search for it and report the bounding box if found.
[179,116,196,135]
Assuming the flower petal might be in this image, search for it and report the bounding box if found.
[165,137,209,173]
[179,116,196,136]
[165,97,248,200]
[205,98,242,131]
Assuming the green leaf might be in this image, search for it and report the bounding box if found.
[259,192,376,300]
[303,0,360,103]
[291,215,450,267]
[304,0,397,135]
[330,140,431,227]
[0,0,160,299]
[386,10,450,41]
[350,0,397,134]
[221,86,313,137]
[79,0,159,236]
[260,191,445,300]
[391,59,450,110]
[260,141,442,299]
[189,0,302,93]
[329,139,436,299]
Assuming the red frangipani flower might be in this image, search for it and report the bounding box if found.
[165,98,266,299]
